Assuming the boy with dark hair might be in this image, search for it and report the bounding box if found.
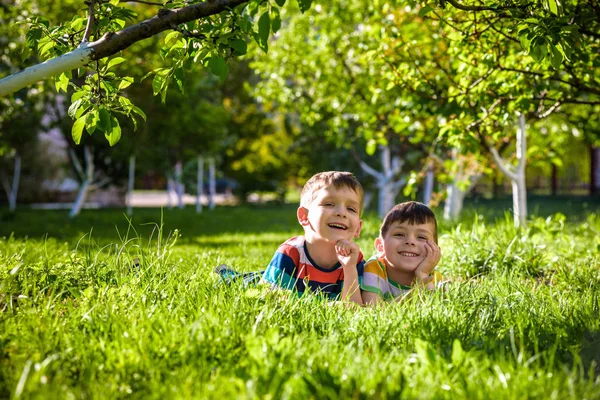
[262,171,365,304]
[361,201,442,305]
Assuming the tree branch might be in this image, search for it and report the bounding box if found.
[445,0,532,12]
[82,0,96,44]
[0,0,248,97]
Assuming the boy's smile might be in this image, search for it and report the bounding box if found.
[298,186,362,244]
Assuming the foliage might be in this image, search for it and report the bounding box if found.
[1,200,599,397]
[1,0,316,146]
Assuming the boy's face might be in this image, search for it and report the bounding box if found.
[297,185,362,244]
[376,221,437,272]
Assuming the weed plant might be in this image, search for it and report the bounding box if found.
[0,202,599,399]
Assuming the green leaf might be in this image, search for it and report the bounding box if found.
[297,0,313,13]
[131,105,147,122]
[275,0,286,5]
[85,109,100,134]
[152,73,165,96]
[247,0,262,16]
[71,90,87,103]
[105,116,122,146]
[55,72,69,93]
[230,39,248,56]
[366,139,377,155]
[97,107,111,132]
[418,6,434,17]
[164,31,180,45]
[106,57,126,71]
[174,67,185,93]
[271,14,282,34]
[548,44,563,68]
[118,76,134,90]
[208,57,229,82]
[68,99,83,118]
[547,0,558,15]
[109,0,120,5]
[258,12,271,53]
[72,116,86,144]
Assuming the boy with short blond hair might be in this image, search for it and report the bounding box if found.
[361,201,442,305]
[262,171,365,304]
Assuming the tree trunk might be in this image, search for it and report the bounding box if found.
[489,114,528,227]
[423,161,434,206]
[196,155,204,213]
[8,153,21,213]
[358,144,405,217]
[127,155,135,216]
[208,158,216,210]
[70,145,93,218]
[175,160,184,209]
[444,181,467,220]
[167,177,175,209]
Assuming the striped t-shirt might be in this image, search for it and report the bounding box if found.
[263,236,365,299]
[361,256,442,301]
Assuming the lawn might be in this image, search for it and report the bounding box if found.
[1,198,599,398]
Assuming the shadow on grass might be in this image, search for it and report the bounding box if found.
[0,204,299,245]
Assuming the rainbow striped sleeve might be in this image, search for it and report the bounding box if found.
[360,258,387,297]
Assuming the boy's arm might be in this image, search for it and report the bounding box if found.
[335,240,363,306]
[414,240,441,284]
[362,291,384,306]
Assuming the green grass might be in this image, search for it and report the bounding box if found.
[1,200,599,399]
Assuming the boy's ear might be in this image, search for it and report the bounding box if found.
[297,206,310,226]
[375,237,385,255]
[354,219,363,238]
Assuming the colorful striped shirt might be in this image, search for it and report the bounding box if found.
[361,256,442,301]
[263,236,365,299]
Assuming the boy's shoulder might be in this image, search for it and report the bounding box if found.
[364,255,387,275]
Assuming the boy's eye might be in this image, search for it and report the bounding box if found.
[418,236,428,240]
[394,233,405,237]
[347,207,357,213]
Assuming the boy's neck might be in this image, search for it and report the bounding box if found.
[304,238,339,270]
[385,262,415,287]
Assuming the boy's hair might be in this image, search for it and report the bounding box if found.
[300,171,364,212]
[380,201,438,243]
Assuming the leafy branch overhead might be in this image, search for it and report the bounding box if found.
[0,0,314,145]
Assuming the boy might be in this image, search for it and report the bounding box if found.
[361,201,442,305]
[262,171,365,304]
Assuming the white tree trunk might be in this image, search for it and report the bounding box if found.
[196,155,204,213]
[167,177,175,209]
[358,144,405,217]
[175,160,184,209]
[490,113,528,227]
[444,181,467,220]
[1,153,22,213]
[208,158,216,210]
[9,153,21,213]
[70,145,94,218]
[423,161,434,206]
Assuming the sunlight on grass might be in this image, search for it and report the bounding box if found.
[1,203,599,398]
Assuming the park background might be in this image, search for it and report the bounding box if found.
[1,0,600,398]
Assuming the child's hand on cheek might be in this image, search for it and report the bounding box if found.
[335,240,359,268]
[414,240,441,283]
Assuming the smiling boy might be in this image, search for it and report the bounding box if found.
[262,171,365,304]
[361,201,442,305]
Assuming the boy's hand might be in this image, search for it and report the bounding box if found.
[335,239,360,268]
[414,240,441,283]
